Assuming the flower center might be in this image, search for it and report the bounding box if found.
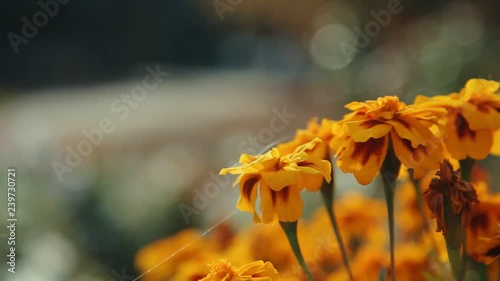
[210,259,238,280]
[367,96,405,119]
[377,96,401,111]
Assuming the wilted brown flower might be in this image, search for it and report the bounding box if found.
[423,160,479,233]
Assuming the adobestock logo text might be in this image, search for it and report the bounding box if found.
[7,0,71,54]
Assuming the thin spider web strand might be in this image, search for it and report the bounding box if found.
[132,210,238,281]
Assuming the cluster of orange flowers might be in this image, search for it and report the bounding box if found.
[135,191,438,280]
[135,79,500,280]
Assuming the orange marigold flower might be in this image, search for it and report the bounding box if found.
[135,229,219,281]
[200,259,282,281]
[393,243,437,281]
[326,246,389,281]
[277,118,337,191]
[278,117,337,159]
[330,95,446,185]
[415,78,500,160]
[220,138,332,224]
[467,198,500,265]
[423,160,479,233]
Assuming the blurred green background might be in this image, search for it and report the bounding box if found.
[1,0,500,280]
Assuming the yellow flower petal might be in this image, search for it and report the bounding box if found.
[238,260,282,280]
[343,120,392,142]
[297,156,332,183]
[492,129,500,156]
[387,117,427,148]
[239,153,259,164]
[467,129,494,160]
[201,259,282,281]
[461,78,500,100]
[294,138,324,154]
[414,94,461,108]
[221,149,279,176]
[345,101,368,111]
[462,103,500,131]
[274,185,303,223]
[261,165,300,191]
[298,173,325,192]
[259,183,278,224]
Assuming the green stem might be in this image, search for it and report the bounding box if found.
[446,245,463,281]
[280,221,316,281]
[459,158,475,182]
[443,198,465,281]
[408,170,436,239]
[381,142,401,281]
[408,171,428,230]
[320,183,354,281]
[466,258,488,280]
[383,181,396,281]
[452,155,476,280]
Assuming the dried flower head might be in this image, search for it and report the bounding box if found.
[424,159,479,233]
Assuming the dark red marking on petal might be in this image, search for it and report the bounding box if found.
[485,245,500,257]
[399,137,428,162]
[361,119,383,129]
[189,275,207,281]
[271,189,278,206]
[468,212,489,236]
[395,117,411,129]
[243,177,259,202]
[351,137,386,166]
[456,114,475,140]
[477,104,490,114]
[277,186,290,204]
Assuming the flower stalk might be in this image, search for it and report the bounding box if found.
[280,221,316,281]
[320,160,354,281]
[458,158,475,182]
[408,170,432,233]
[380,141,401,281]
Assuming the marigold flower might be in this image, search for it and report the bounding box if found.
[135,229,220,281]
[327,246,389,281]
[467,198,500,265]
[415,78,500,160]
[423,160,479,233]
[228,223,297,270]
[393,243,435,281]
[331,95,446,185]
[220,138,332,224]
[278,118,337,158]
[200,259,282,281]
[277,118,337,192]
